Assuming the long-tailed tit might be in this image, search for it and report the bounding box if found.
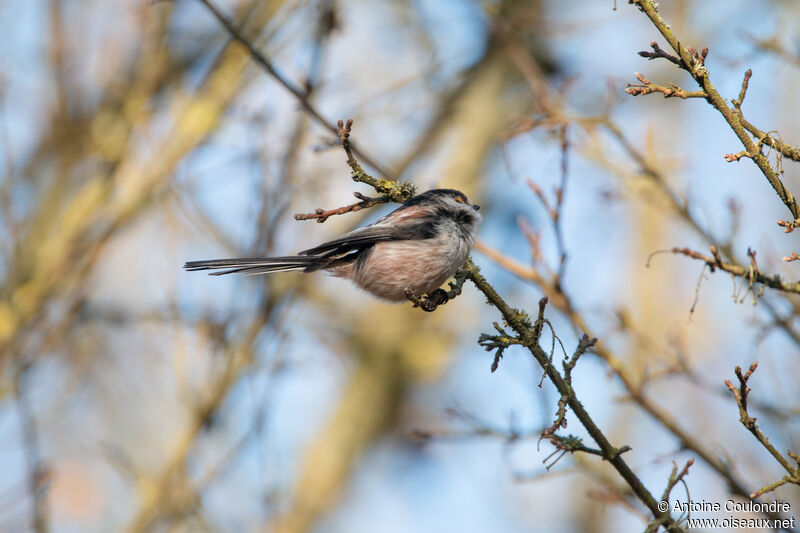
[184,188,481,303]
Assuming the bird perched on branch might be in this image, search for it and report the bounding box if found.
[185,189,481,305]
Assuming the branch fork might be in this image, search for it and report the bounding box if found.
[626,2,800,222]
[725,362,800,498]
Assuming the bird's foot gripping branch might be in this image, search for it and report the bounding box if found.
[403,270,469,313]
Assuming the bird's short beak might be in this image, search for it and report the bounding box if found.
[473,204,480,211]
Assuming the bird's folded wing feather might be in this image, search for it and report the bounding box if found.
[299,213,438,257]
[299,226,397,256]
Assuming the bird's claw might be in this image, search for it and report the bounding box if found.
[404,288,449,312]
[426,288,450,310]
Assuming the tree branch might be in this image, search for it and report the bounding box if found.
[476,239,797,527]
[625,72,708,99]
[656,245,800,296]
[627,0,800,222]
[724,362,800,498]
[335,119,415,202]
[294,192,389,223]
[195,0,392,177]
[463,263,678,528]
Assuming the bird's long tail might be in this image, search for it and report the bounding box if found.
[184,256,317,276]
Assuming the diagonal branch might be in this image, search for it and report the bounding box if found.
[195,0,391,177]
[476,239,797,527]
[463,263,680,529]
[627,0,800,222]
[335,119,415,202]
[724,362,800,498]
[730,69,800,164]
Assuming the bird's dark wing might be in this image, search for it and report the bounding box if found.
[299,214,438,257]
[299,226,395,256]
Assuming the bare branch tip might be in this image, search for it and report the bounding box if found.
[724,151,750,162]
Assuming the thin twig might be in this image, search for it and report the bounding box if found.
[195,0,391,176]
[625,72,708,99]
[637,40,682,67]
[15,367,51,533]
[336,119,415,202]
[730,68,800,164]
[665,245,800,295]
[724,362,800,497]
[294,192,389,223]
[627,1,800,221]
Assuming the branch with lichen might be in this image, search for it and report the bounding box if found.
[727,67,800,211]
[478,321,525,372]
[463,263,675,527]
[336,119,416,203]
[538,334,601,470]
[475,240,795,526]
[626,1,800,223]
[732,69,800,164]
[724,362,800,499]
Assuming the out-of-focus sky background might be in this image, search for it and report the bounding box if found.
[1,0,799,532]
